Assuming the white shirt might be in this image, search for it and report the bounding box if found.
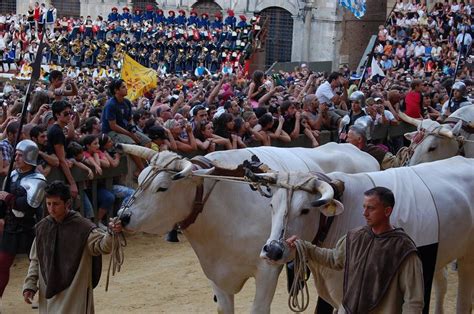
[374,110,395,125]
[414,45,425,58]
[315,81,335,105]
[456,33,472,46]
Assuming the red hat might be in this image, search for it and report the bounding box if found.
[227,9,235,16]
[201,13,209,18]
[112,7,118,12]
[169,10,175,15]
[190,10,197,16]
[146,4,153,11]
[215,12,222,19]
[178,9,186,15]
[134,8,141,13]
[122,7,129,12]
[156,9,163,14]
[239,15,247,21]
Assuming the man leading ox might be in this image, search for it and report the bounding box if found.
[287,187,424,313]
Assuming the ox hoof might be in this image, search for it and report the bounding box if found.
[166,230,179,243]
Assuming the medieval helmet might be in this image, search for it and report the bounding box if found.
[452,81,467,96]
[353,116,374,141]
[16,139,39,166]
[349,91,366,107]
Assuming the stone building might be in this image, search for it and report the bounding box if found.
[3,0,439,70]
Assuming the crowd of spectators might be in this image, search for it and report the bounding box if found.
[0,1,472,224]
[0,3,264,76]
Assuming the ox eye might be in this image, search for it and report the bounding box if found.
[156,187,168,192]
[300,208,310,215]
[428,146,437,152]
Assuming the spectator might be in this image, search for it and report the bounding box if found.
[47,100,78,198]
[0,121,20,176]
[30,125,59,176]
[101,79,150,176]
[404,79,424,118]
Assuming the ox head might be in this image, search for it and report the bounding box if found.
[259,172,344,264]
[399,112,463,165]
[117,144,214,234]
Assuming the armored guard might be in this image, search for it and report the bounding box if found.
[0,140,47,297]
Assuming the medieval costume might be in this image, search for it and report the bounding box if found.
[23,211,114,313]
[302,226,424,313]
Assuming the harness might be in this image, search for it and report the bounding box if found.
[402,123,471,165]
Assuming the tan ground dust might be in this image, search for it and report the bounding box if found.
[2,233,460,313]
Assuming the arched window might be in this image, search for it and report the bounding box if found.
[192,0,223,17]
[51,0,80,18]
[260,7,294,68]
[132,0,158,11]
[0,0,16,15]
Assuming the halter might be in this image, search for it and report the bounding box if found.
[402,123,470,166]
[119,156,182,222]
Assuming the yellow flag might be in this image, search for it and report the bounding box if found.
[120,54,158,101]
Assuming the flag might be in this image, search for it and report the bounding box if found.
[369,58,385,79]
[339,0,366,19]
[121,54,158,101]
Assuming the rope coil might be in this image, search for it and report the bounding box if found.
[105,217,127,292]
[288,239,310,313]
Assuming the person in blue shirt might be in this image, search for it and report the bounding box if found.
[101,79,150,174]
[225,9,236,29]
[211,12,223,29]
[132,8,143,24]
[166,10,176,25]
[176,9,187,26]
[120,7,132,23]
[199,13,210,29]
[237,15,248,28]
[188,10,198,26]
[155,9,165,24]
[108,7,120,23]
[144,4,155,22]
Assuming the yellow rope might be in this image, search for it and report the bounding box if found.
[288,239,310,313]
[105,217,127,292]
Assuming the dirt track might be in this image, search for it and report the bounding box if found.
[2,233,460,313]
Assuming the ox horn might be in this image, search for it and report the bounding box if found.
[438,127,454,138]
[398,111,422,128]
[253,172,278,184]
[172,159,194,180]
[311,181,334,207]
[116,143,157,161]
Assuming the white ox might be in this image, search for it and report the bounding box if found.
[260,156,474,314]
[117,143,380,313]
[399,106,474,165]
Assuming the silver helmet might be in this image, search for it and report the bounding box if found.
[349,91,366,107]
[16,139,38,166]
[353,115,374,140]
[452,81,467,96]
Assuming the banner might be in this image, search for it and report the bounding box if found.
[339,0,366,19]
[120,54,158,101]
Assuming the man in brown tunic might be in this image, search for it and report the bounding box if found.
[287,187,424,314]
[22,181,123,313]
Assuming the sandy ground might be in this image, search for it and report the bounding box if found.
[2,233,460,313]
